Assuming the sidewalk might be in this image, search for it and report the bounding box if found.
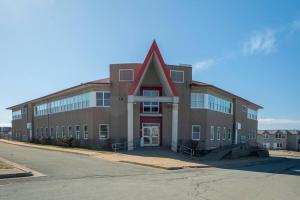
[269,150,300,158]
[0,139,281,170]
[0,139,209,170]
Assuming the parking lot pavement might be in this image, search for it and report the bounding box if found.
[0,142,300,200]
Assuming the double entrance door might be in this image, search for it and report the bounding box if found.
[142,123,160,146]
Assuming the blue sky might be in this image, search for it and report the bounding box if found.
[0,0,300,129]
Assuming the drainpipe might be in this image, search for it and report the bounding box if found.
[233,98,237,145]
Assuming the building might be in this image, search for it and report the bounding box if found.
[257,130,300,151]
[7,41,262,151]
[0,126,12,139]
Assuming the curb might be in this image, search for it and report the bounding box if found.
[119,160,211,170]
[0,139,95,157]
[0,157,45,179]
[0,171,33,179]
[214,157,285,169]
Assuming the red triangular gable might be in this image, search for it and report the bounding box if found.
[129,41,178,96]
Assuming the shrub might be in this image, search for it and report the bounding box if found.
[41,137,52,145]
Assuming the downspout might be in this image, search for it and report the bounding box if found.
[233,98,237,145]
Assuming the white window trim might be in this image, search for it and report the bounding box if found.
[223,127,226,140]
[170,70,184,83]
[96,91,111,108]
[68,125,72,137]
[75,125,81,140]
[228,129,231,140]
[61,126,65,138]
[99,124,110,140]
[192,125,201,141]
[142,90,160,113]
[210,126,214,140]
[217,127,221,140]
[119,69,134,82]
[83,124,88,140]
[55,126,59,138]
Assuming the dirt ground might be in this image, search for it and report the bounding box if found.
[0,161,13,169]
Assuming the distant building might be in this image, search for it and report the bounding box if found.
[0,127,12,137]
[257,130,300,151]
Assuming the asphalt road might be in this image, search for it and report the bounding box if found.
[0,142,300,200]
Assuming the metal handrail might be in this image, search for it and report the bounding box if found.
[179,145,194,158]
[112,142,127,152]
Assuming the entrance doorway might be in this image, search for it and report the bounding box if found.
[142,123,160,146]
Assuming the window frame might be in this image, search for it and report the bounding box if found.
[96,91,112,107]
[228,128,231,140]
[119,69,134,82]
[68,125,73,138]
[83,124,88,140]
[75,125,81,140]
[217,127,221,140]
[223,127,226,140]
[191,125,201,141]
[191,93,204,109]
[170,70,184,83]
[142,90,160,113]
[61,126,65,138]
[55,126,59,138]
[99,124,109,140]
[210,126,215,140]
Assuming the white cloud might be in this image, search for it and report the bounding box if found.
[243,30,276,55]
[259,118,300,125]
[194,59,215,71]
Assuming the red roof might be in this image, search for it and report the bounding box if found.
[129,40,178,96]
[191,81,263,109]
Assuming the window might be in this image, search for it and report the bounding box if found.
[50,128,54,138]
[277,143,283,148]
[61,126,65,138]
[208,95,232,114]
[275,132,282,139]
[12,110,22,120]
[40,127,44,137]
[217,127,221,140]
[99,124,109,139]
[192,125,201,140]
[264,133,269,139]
[242,105,247,112]
[36,128,39,137]
[228,128,231,140]
[34,93,90,117]
[119,69,134,81]
[191,93,204,108]
[143,90,160,113]
[210,126,214,140]
[223,127,226,140]
[75,125,80,139]
[45,127,48,137]
[68,126,73,138]
[96,92,111,107]
[55,126,59,138]
[83,125,88,139]
[247,108,257,120]
[170,70,184,83]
